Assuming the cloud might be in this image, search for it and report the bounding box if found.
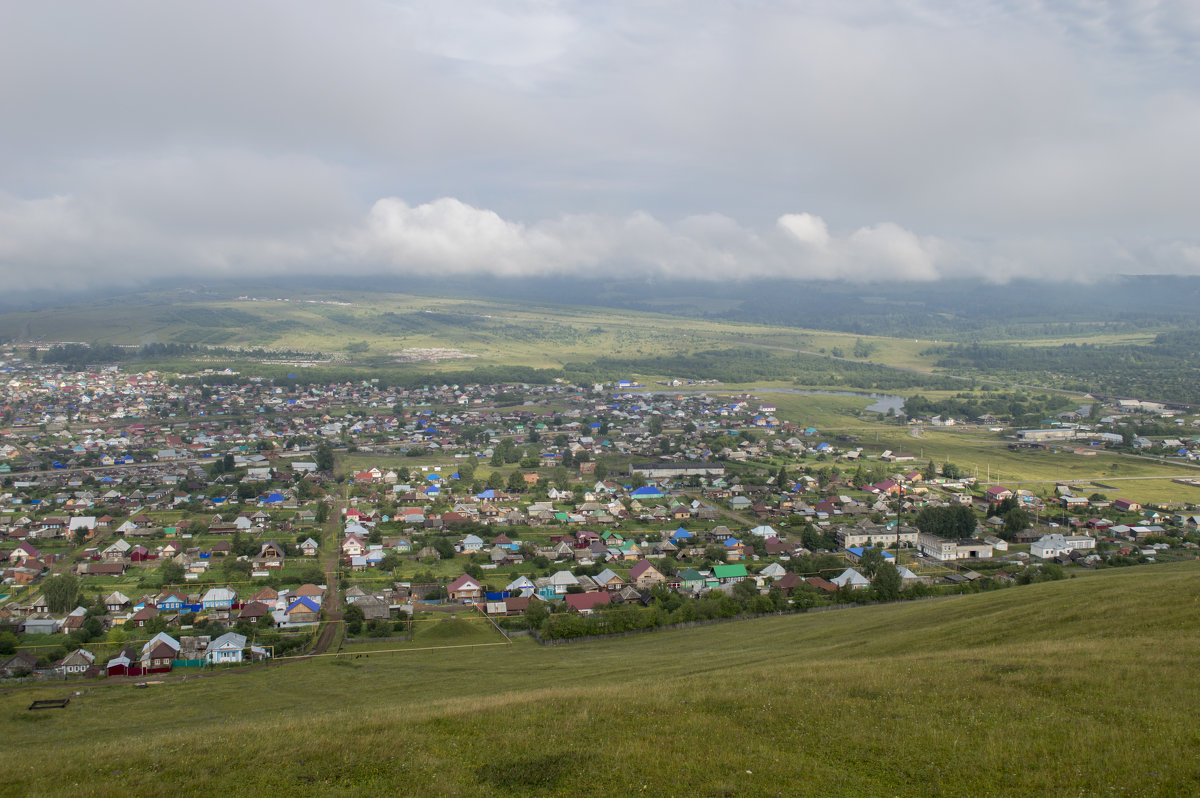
[778,214,831,250]
[0,2,1199,293]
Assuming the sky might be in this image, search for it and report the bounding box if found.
[1,0,1199,293]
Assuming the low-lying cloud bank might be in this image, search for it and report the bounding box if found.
[1,191,1196,295]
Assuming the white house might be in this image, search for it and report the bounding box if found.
[1031,534,1096,559]
[831,568,870,590]
[201,587,237,610]
[759,562,787,579]
[204,632,247,665]
[56,648,95,675]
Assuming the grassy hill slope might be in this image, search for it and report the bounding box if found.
[0,288,939,372]
[2,562,1199,796]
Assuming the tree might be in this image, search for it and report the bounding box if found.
[146,615,168,634]
[871,562,902,600]
[775,465,788,486]
[593,461,608,480]
[525,599,549,627]
[159,560,185,584]
[300,563,325,584]
[379,552,402,571]
[487,471,505,491]
[315,443,335,472]
[1003,508,1031,538]
[344,603,364,636]
[705,544,727,564]
[552,466,570,490]
[914,505,976,539]
[853,338,876,359]
[315,502,329,524]
[224,558,253,579]
[0,631,18,655]
[733,578,759,602]
[432,537,456,560]
[941,462,962,479]
[506,470,526,493]
[857,547,885,578]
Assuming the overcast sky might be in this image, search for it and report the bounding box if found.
[2,1,1199,293]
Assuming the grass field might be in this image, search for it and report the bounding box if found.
[0,288,949,374]
[2,561,1198,796]
[858,427,1200,504]
[342,616,508,652]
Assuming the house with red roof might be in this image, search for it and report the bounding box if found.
[565,591,610,615]
[447,574,483,603]
[985,485,1014,502]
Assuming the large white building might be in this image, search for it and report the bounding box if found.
[1030,534,1096,559]
[917,532,994,562]
[838,524,919,550]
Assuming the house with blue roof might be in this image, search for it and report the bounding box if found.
[846,546,895,563]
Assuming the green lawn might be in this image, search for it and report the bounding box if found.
[2,562,1198,795]
[342,616,508,651]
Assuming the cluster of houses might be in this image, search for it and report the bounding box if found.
[1,630,272,679]
[3,350,1199,680]
[2,580,328,678]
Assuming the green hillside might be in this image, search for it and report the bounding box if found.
[0,288,941,372]
[3,562,1198,796]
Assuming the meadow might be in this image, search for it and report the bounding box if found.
[2,561,1198,796]
[0,288,948,375]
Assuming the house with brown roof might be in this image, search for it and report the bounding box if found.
[565,591,610,614]
[629,559,666,590]
[447,574,483,603]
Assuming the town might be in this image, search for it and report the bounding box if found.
[2,343,1198,680]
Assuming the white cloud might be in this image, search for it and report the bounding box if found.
[778,214,831,250]
[1,2,1199,292]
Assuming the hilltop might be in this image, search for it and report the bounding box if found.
[2,561,1197,796]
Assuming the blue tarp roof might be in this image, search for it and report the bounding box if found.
[477,489,495,498]
[847,547,895,560]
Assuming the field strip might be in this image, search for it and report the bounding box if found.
[278,641,513,659]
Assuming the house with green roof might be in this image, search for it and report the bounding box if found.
[712,563,748,584]
[675,567,705,591]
